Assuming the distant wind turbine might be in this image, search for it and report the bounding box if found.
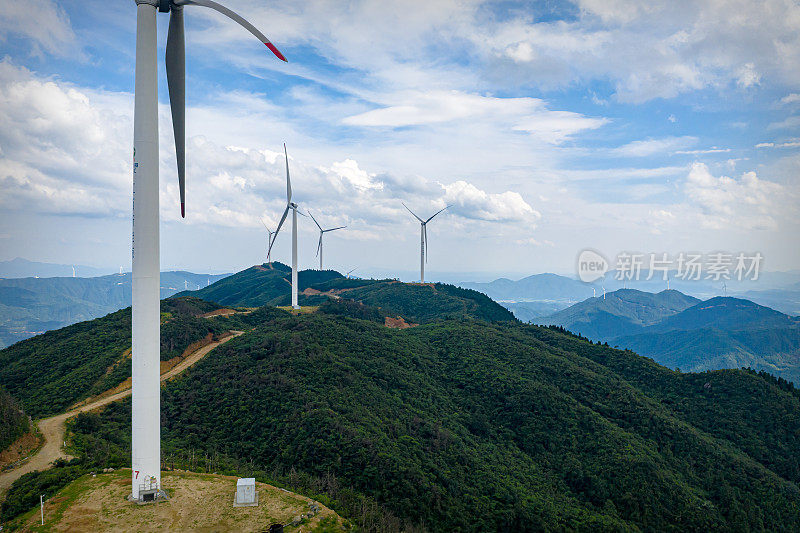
[602,284,606,300]
[723,282,727,296]
[593,287,596,298]
[346,267,357,279]
[72,266,76,278]
[402,202,448,283]
[261,219,276,265]
[268,144,301,309]
[308,211,345,270]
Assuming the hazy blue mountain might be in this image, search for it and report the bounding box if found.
[650,297,799,333]
[458,272,593,301]
[501,300,571,322]
[541,290,800,384]
[536,289,700,339]
[736,288,800,316]
[0,270,230,348]
[0,257,113,278]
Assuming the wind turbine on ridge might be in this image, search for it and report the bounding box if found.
[261,219,276,265]
[129,0,286,501]
[308,211,345,271]
[268,144,301,309]
[402,202,448,283]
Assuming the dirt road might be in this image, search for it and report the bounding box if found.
[0,331,243,496]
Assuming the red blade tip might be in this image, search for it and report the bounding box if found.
[181,202,185,218]
[265,42,287,62]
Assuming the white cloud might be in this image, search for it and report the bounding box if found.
[756,139,800,149]
[343,90,606,144]
[684,162,791,230]
[612,136,697,157]
[0,0,80,58]
[768,116,800,130]
[736,63,761,88]
[780,93,800,106]
[443,181,540,223]
[0,60,131,216]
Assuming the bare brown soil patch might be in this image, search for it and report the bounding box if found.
[0,431,42,472]
[199,308,238,318]
[384,316,416,329]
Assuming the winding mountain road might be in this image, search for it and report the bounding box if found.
[0,331,243,497]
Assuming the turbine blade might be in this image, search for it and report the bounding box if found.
[268,205,290,257]
[425,204,449,223]
[260,218,270,230]
[326,226,346,232]
[424,224,428,262]
[316,234,322,257]
[178,0,288,61]
[402,202,423,222]
[166,6,186,217]
[308,210,322,230]
[284,143,291,202]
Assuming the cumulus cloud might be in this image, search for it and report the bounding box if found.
[443,181,540,223]
[0,59,537,241]
[0,60,131,216]
[684,162,791,230]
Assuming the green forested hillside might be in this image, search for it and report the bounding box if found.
[0,298,230,418]
[175,263,342,307]
[178,264,514,323]
[35,306,800,532]
[0,385,28,451]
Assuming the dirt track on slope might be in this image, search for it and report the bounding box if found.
[0,331,243,497]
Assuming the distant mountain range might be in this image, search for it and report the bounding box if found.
[538,289,800,384]
[0,257,114,278]
[459,270,800,318]
[0,270,230,348]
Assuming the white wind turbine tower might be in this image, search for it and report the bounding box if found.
[402,203,448,283]
[308,211,345,271]
[261,219,276,265]
[130,0,285,501]
[72,266,76,278]
[268,144,301,309]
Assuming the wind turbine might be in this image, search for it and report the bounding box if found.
[592,287,596,298]
[308,211,345,270]
[268,144,301,309]
[402,202,448,283]
[72,266,76,278]
[346,267,357,279]
[723,282,727,296]
[130,0,285,501]
[261,219,276,265]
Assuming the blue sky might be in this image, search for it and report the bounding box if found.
[0,0,798,279]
